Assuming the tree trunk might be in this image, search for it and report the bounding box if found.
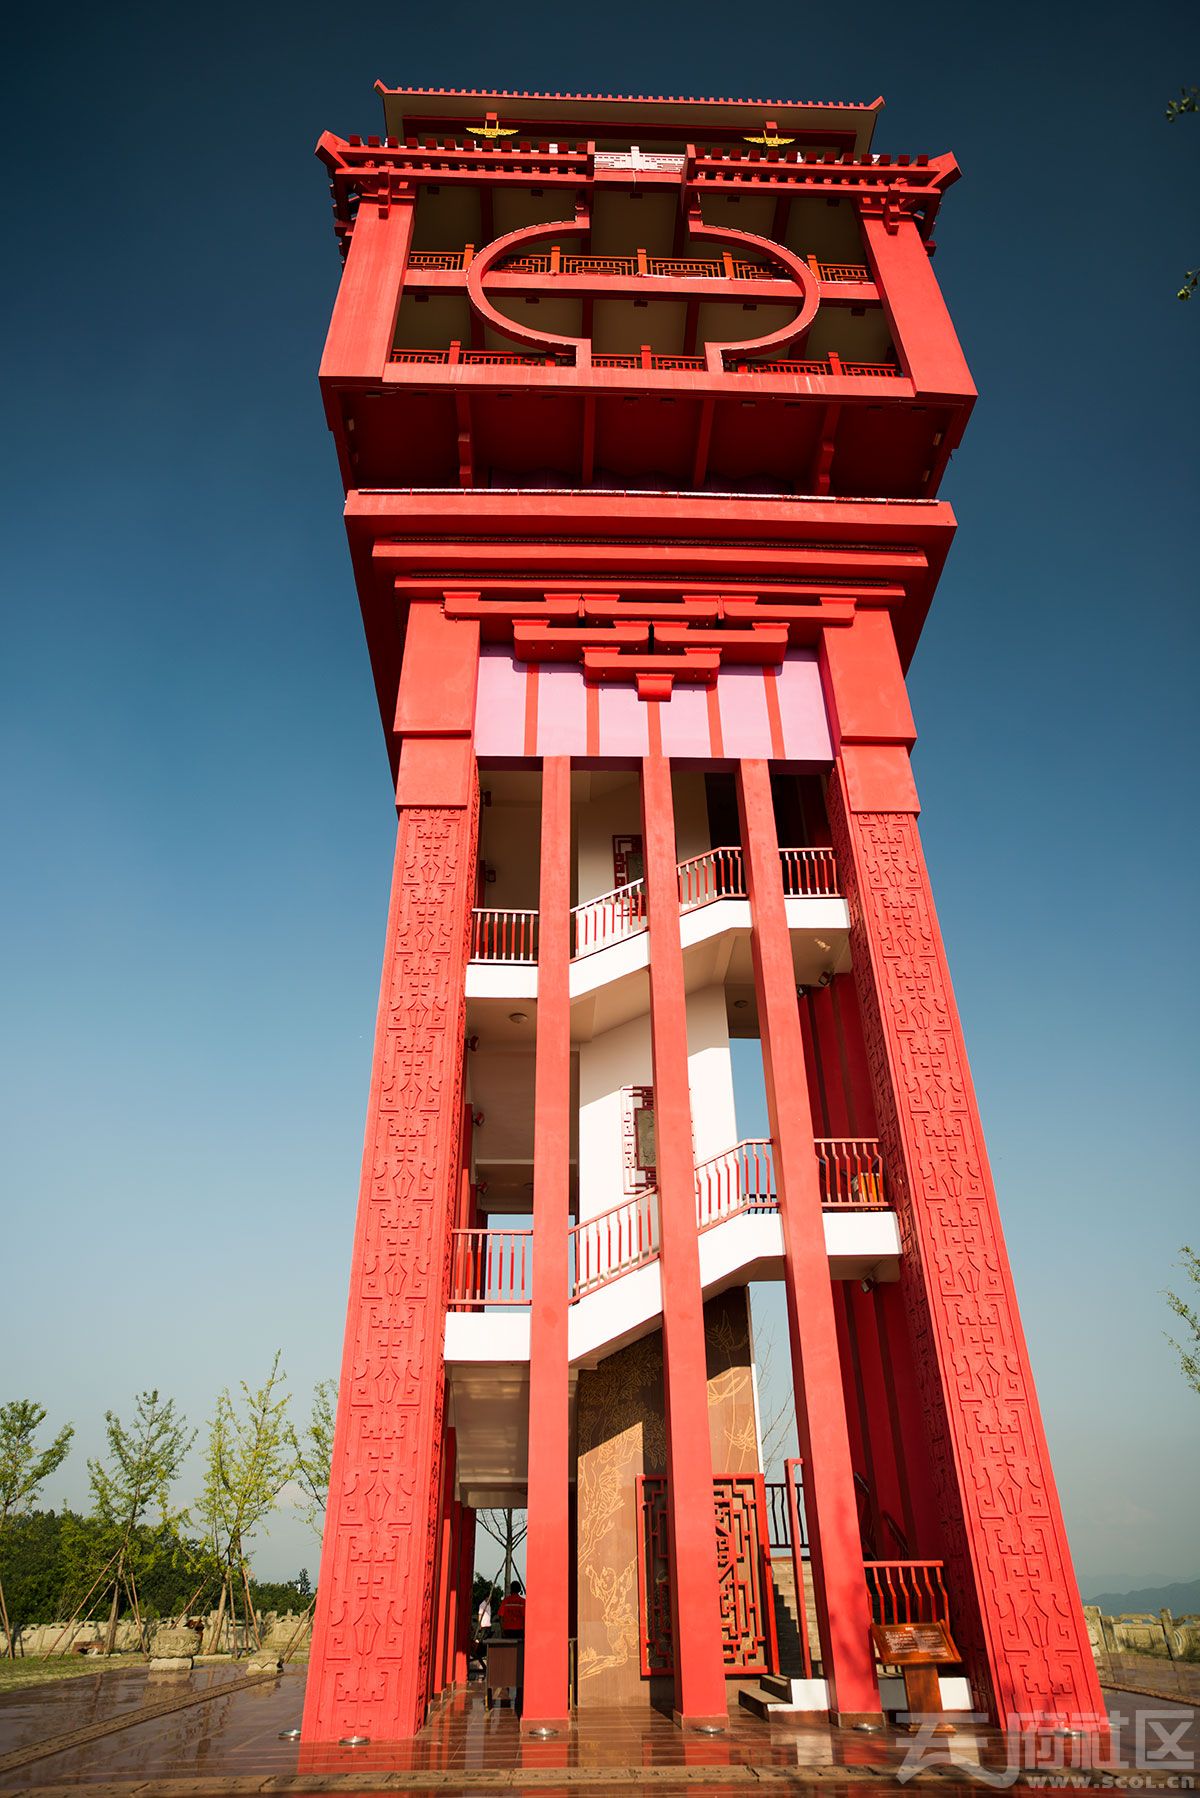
[502,1510,514,1593]
[204,1574,228,1656]
[240,1559,263,1649]
[103,1562,122,1656]
[0,1572,13,1659]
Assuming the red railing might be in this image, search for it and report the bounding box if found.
[450,1137,890,1309]
[864,1560,950,1629]
[571,878,646,956]
[694,1139,776,1230]
[448,1228,533,1308]
[733,356,901,378]
[415,248,869,283]
[408,249,472,269]
[814,1139,886,1208]
[388,346,568,367]
[470,908,538,963]
[390,346,900,380]
[569,1190,659,1298]
[780,847,840,897]
[677,846,745,910]
[810,260,871,283]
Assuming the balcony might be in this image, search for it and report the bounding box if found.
[448,1135,887,1310]
[388,342,901,380]
[469,846,840,970]
[408,247,872,285]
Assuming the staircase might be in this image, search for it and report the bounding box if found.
[739,1556,829,1723]
[771,1556,819,1678]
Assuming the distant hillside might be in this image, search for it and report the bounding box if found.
[1086,1578,1200,1616]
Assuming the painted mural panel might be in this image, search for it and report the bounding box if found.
[574,1288,759,1707]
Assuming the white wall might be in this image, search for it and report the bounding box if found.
[576,983,737,1224]
[575,774,642,906]
[573,769,711,906]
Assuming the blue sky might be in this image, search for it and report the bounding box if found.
[2,1,1197,1593]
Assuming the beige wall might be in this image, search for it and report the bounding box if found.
[574,1288,761,1709]
[479,779,541,912]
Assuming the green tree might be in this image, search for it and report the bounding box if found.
[0,1401,74,1655]
[1165,1245,1200,1396]
[1165,86,1197,300]
[199,1353,295,1652]
[88,1390,194,1653]
[290,1380,335,1535]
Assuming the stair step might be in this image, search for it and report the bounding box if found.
[738,1688,779,1721]
[760,1673,795,1701]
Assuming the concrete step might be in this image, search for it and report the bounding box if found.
[760,1673,795,1701]
[738,1676,831,1723]
[737,1687,778,1722]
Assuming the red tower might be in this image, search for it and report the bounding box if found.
[302,85,1104,1745]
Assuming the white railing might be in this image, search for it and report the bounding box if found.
[694,1139,777,1230]
[779,847,840,897]
[569,1190,660,1298]
[470,908,538,963]
[470,849,840,965]
[571,878,646,956]
[677,846,745,910]
[594,150,686,172]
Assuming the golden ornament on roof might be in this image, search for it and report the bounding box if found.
[744,131,795,148]
[468,122,519,138]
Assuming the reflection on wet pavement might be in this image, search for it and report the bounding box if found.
[0,1664,1194,1793]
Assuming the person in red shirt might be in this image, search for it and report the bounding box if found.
[498,1580,526,1636]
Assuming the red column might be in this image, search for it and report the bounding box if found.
[301,792,477,1741]
[736,758,881,1722]
[822,608,1104,1728]
[873,1277,943,1559]
[303,603,480,1744]
[522,757,572,1730]
[319,177,414,383]
[859,209,975,401]
[641,754,728,1730]
[454,1507,476,1685]
[432,1431,458,1698]
[846,1283,907,1553]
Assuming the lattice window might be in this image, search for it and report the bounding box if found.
[622,1086,656,1194]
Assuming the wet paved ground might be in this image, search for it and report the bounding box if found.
[0,1662,1195,1794]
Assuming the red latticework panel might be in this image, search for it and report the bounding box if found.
[714,1476,774,1673]
[636,1474,775,1679]
[635,1474,673,1676]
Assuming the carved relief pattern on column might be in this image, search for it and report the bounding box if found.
[828,780,1103,1726]
[304,793,477,1741]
